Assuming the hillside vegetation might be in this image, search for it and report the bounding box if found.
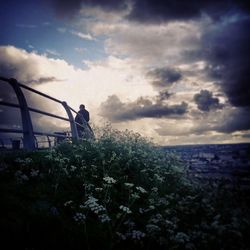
[0,127,249,249]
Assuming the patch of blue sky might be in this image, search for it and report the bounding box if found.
[0,0,108,69]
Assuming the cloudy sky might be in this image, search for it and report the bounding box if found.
[0,0,250,145]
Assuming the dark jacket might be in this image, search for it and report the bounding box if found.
[75,109,89,124]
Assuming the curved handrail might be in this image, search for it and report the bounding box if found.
[0,76,91,149]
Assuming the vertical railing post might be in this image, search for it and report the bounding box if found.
[61,101,79,142]
[47,136,52,148]
[9,78,36,150]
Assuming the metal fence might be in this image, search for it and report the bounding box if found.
[0,76,92,150]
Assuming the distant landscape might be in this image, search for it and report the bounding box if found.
[163,143,250,187]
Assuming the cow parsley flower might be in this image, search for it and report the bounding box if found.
[70,165,77,172]
[73,212,86,222]
[85,196,106,214]
[99,214,111,223]
[131,230,146,240]
[103,176,116,184]
[30,169,39,177]
[119,205,132,214]
[174,232,190,244]
[136,186,147,193]
[124,183,134,188]
[64,200,73,207]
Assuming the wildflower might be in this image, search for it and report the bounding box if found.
[151,187,158,193]
[83,183,95,193]
[15,170,29,182]
[131,230,145,240]
[99,214,111,223]
[136,186,147,194]
[64,200,73,207]
[85,196,106,214]
[116,232,127,240]
[73,212,86,222]
[103,176,116,184]
[131,192,140,200]
[70,165,77,172]
[119,205,132,214]
[95,187,103,192]
[139,208,144,214]
[30,169,39,177]
[174,232,190,244]
[146,224,161,233]
[124,183,134,188]
[154,174,164,182]
[21,174,29,181]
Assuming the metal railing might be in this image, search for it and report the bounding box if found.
[0,76,92,150]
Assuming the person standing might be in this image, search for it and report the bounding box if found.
[75,104,93,138]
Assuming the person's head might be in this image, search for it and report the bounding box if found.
[79,104,85,110]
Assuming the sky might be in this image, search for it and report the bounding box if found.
[0,0,250,145]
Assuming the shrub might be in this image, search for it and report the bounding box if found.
[0,126,249,249]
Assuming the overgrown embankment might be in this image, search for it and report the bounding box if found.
[0,128,249,249]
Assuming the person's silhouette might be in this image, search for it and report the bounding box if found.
[75,104,93,138]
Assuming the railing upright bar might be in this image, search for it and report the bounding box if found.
[61,101,79,142]
[47,136,52,148]
[8,79,36,150]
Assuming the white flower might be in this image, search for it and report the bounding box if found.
[124,183,134,188]
[116,232,127,240]
[30,169,39,177]
[64,200,73,207]
[73,212,86,222]
[99,214,111,223]
[70,165,77,172]
[95,187,103,192]
[131,192,140,199]
[119,205,132,214]
[151,187,158,193]
[136,186,147,194]
[131,230,145,240]
[154,174,164,182]
[103,176,116,184]
[175,232,190,243]
[84,196,106,214]
[146,224,161,233]
[15,170,29,182]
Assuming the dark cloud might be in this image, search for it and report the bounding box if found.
[242,134,250,138]
[215,108,250,133]
[137,2,250,23]
[147,67,182,89]
[47,0,250,22]
[100,94,188,122]
[128,0,234,22]
[194,89,223,112]
[156,90,172,101]
[27,77,62,84]
[47,0,127,18]
[203,18,250,108]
